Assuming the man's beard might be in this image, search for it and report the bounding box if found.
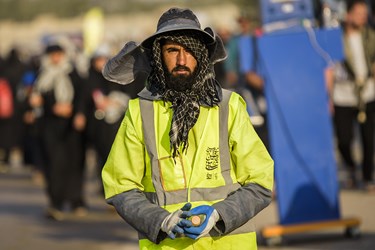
[165,65,197,92]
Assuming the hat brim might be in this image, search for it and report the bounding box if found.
[141,26,215,50]
[103,27,227,86]
[102,41,151,85]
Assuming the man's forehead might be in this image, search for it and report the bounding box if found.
[163,39,184,47]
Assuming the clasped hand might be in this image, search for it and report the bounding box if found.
[161,203,219,240]
[160,203,192,239]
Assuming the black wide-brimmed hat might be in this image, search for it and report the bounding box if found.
[103,7,226,85]
[141,7,215,49]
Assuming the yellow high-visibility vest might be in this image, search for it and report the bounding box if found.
[103,90,274,249]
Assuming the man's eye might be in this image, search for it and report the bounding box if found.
[167,47,179,52]
[185,49,193,55]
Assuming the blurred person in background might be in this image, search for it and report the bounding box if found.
[0,48,27,168]
[330,0,375,191]
[0,63,11,171]
[30,44,87,220]
[20,54,45,185]
[75,46,143,196]
[224,12,269,149]
[101,7,273,249]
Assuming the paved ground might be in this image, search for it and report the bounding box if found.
[1,159,375,250]
[0,161,139,250]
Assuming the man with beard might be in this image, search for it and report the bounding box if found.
[101,7,274,249]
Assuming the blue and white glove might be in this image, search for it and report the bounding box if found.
[183,205,220,239]
[161,203,193,239]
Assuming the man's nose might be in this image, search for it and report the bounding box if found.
[176,50,187,65]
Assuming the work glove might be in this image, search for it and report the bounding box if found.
[183,205,220,239]
[160,203,193,239]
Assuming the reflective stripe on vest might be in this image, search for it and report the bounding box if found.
[139,89,240,206]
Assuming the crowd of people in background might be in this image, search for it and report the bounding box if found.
[0,0,374,221]
[0,41,144,220]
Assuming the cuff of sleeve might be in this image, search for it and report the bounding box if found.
[149,210,170,243]
[212,201,235,234]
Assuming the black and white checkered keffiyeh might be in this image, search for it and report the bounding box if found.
[147,31,220,157]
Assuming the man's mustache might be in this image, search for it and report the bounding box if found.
[172,65,191,73]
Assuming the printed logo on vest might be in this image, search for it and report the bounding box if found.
[205,147,219,171]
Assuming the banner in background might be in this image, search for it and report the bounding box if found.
[83,7,104,56]
[258,28,343,225]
